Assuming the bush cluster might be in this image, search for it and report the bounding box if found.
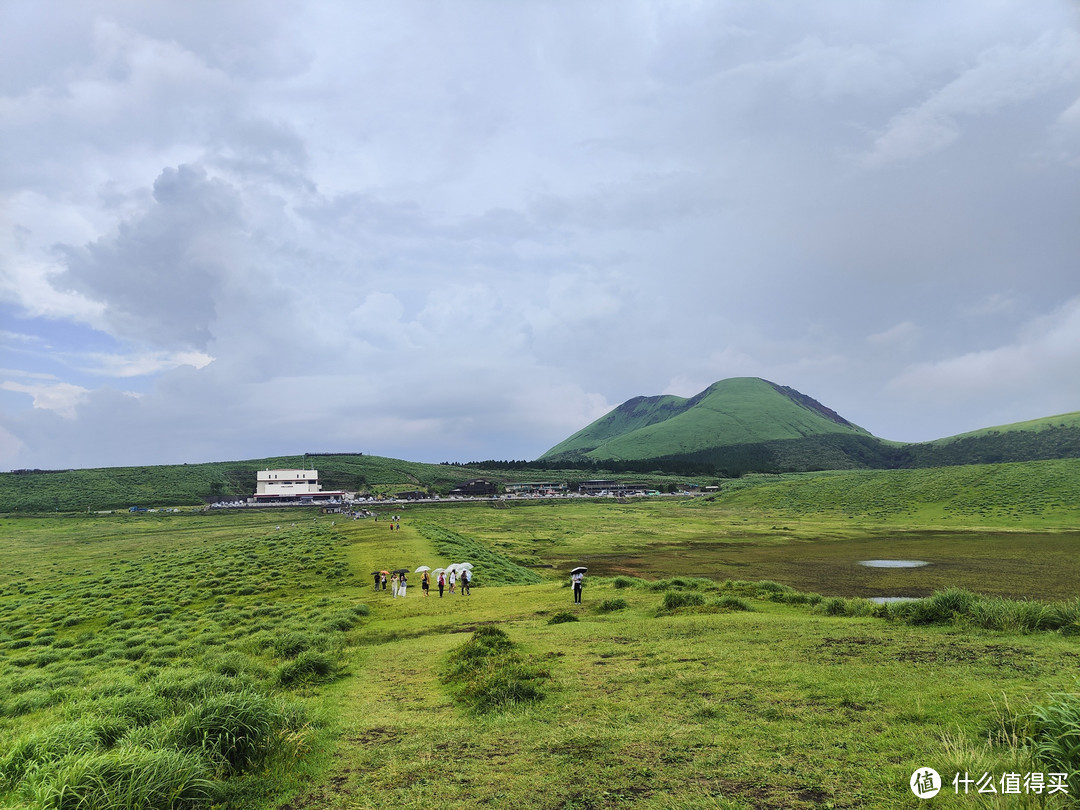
[441,627,547,713]
[0,522,365,809]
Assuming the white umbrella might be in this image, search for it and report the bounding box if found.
[456,562,474,570]
[415,565,431,573]
[432,567,446,575]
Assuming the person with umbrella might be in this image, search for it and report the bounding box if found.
[380,570,389,591]
[571,566,587,604]
[457,563,473,596]
[398,568,408,597]
[417,565,431,597]
[390,571,399,598]
[436,568,446,597]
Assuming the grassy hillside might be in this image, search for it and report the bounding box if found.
[0,455,712,514]
[542,377,1080,474]
[541,378,873,464]
[0,455,508,513]
[897,413,1080,468]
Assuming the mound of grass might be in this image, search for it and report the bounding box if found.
[886,588,1080,633]
[269,631,334,660]
[172,691,300,776]
[546,611,579,625]
[712,596,753,612]
[647,577,717,593]
[1,718,129,789]
[275,651,341,687]
[1027,692,1080,796]
[659,591,706,612]
[22,746,216,810]
[596,598,629,613]
[441,627,547,713]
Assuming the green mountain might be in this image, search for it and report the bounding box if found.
[539,378,1080,474]
[539,378,886,472]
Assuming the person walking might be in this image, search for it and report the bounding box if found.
[438,571,445,597]
[391,573,399,598]
[373,571,380,591]
[461,568,471,596]
[380,572,388,591]
[571,569,585,604]
[448,569,456,594]
[398,571,407,597]
[422,570,430,597]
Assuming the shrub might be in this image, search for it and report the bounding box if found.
[0,718,130,787]
[459,665,544,713]
[713,596,752,612]
[172,691,298,775]
[547,612,579,625]
[441,628,546,713]
[322,607,366,631]
[1028,692,1080,796]
[661,591,706,612]
[596,598,629,613]
[271,631,332,659]
[86,693,169,728]
[275,651,339,687]
[821,598,848,617]
[205,651,265,679]
[611,576,642,589]
[23,746,216,810]
[153,670,250,704]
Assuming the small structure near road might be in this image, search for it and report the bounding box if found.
[449,478,497,497]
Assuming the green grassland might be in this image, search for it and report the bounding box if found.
[4,469,1080,808]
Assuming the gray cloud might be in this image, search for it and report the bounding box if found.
[2,0,1079,468]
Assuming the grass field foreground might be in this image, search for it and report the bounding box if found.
[2,500,1080,808]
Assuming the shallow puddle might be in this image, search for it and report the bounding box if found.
[868,596,922,604]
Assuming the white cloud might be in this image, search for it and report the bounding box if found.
[888,296,1080,406]
[78,350,214,378]
[863,29,1080,166]
[0,380,91,418]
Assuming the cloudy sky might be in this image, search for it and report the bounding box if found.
[2,1,1079,470]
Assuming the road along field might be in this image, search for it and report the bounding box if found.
[1,496,1079,809]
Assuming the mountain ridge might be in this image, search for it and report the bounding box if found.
[539,377,1080,474]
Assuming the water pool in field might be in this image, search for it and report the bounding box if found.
[570,530,1080,600]
[868,596,922,604]
[858,560,929,568]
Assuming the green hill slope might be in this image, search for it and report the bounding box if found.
[540,377,879,471]
[894,411,1080,468]
[0,454,485,513]
[541,378,1080,474]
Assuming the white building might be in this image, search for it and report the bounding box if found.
[253,469,345,502]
